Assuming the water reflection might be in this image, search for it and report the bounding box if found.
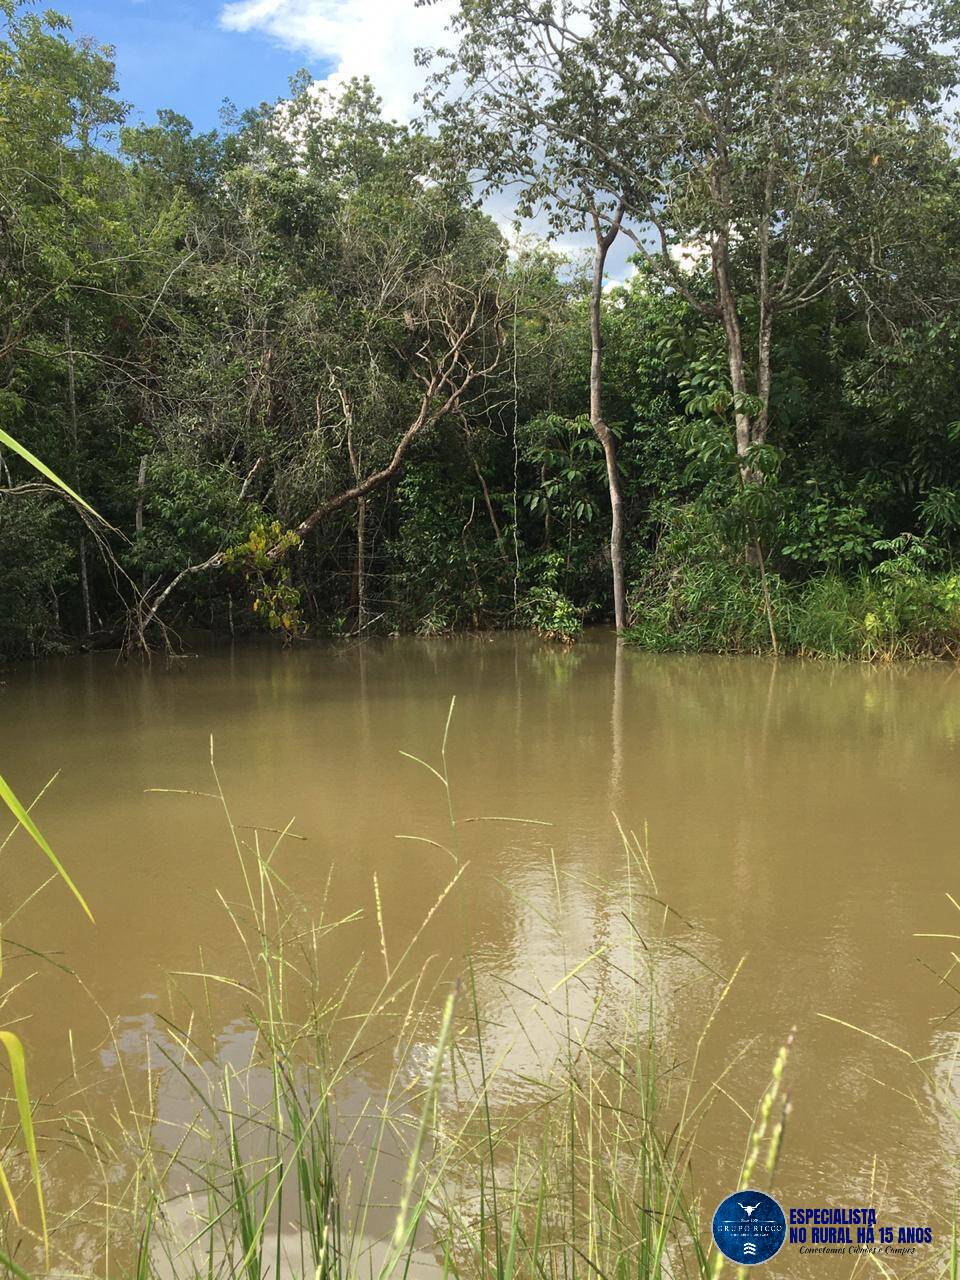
[0,634,957,1270]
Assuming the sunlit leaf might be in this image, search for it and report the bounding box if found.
[0,427,106,524]
[0,1031,47,1256]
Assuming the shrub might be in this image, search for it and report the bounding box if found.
[627,508,960,660]
[518,552,585,641]
[625,503,780,653]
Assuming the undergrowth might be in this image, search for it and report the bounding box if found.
[626,513,960,660]
[0,741,791,1279]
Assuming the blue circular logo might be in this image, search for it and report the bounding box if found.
[712,1189,786,1266]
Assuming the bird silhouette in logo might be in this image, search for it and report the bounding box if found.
[740,1203,760,1218]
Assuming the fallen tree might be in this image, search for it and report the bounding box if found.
[131,264,510,649]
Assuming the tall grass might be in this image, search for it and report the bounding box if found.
[0,732,787,1279]
[0,727,953,1278]
[626,533,960,660]
[0,772,95,1269]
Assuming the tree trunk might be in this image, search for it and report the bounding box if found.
[756,305,774,447]
[711,231,754,478]
[471,454,510,565]
[344,400,367,634]
[136,454,149,591]
[712,230,766,567]
[79,546,92,637]
[755,168,775,449]
[590,203,627,631]
[135,455,148,533]
[599,431,625,624]
[65,317,92,635]
[355,496,367,632]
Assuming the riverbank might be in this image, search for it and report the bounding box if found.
[6,567,960,673]
[625,565,960,660]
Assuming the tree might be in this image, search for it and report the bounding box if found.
[427,0,959,570]
[133,80,514,643]
[424,8,644,628]
[0,1,186,651]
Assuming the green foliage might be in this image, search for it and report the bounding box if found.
[785,566,960,661]
[628,505,960,659]
[780,575,866,658]
[780,487,881,571]
[519,552,585,643]
[223,522,304,640]
[386,462,510,634]
[855,536,960,660]
[626,504,779,653]
[521,413,604,528]
[132,457,251,584]
[518,412,612,610]
[3,0,960,661]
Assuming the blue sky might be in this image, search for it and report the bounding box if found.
[62,0,331,131]
[51,0,626,274]
[57,0,458,131]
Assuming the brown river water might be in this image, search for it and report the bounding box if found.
[1,633,957,1275]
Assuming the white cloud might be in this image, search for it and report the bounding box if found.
[669,239,710,274]
[217,0,643,280]
[219,0,456,123]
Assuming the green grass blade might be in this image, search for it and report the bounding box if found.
[0,1031,47,1258]
[0,1247,32,1280]
[0,773,94,923]
[0,1152,19,1223]
[0,427,105,524]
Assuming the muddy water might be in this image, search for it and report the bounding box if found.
[1,634,958,1269]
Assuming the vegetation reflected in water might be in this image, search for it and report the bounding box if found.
[0,636,957,1274]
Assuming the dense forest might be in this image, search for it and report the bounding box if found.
[4,0,960,661]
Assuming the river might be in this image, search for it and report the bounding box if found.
[2,633,957,1274]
